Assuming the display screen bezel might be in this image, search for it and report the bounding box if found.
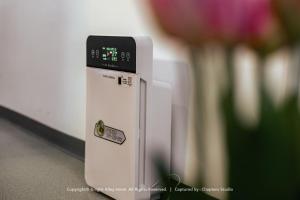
[86,36,136,73]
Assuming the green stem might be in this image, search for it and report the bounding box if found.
[224,47,235,97]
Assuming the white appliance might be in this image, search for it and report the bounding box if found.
[85,36,173,200]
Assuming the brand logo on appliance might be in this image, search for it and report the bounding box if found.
[94,120,126,145]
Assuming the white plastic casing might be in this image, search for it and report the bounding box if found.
[85,36,172,200]
[153,60,190,180]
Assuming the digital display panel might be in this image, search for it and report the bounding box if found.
[87,36,136,73]
[101,47,118,62]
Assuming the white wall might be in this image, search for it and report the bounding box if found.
[0,0,185,140]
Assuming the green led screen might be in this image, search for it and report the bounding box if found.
[102,47,118,62]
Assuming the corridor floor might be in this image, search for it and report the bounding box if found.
[0,117,109,200]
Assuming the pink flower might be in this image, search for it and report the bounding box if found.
[150,0,282,49]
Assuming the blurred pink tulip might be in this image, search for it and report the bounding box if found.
[150,0,282,50]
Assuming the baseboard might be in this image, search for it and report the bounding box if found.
[0,106,85,160]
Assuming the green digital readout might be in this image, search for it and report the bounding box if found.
[87,36,136,73]
[101,47,118,62]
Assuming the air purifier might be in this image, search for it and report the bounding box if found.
[85,36,172,200]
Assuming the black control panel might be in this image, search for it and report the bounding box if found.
[86,36,136,73]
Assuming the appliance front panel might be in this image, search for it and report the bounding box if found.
[85,67,139,200]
